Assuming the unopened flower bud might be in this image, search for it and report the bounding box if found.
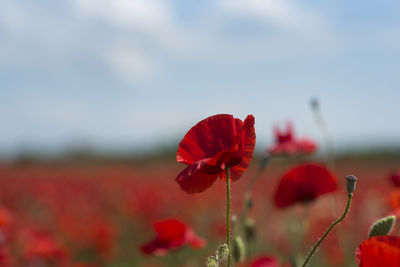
[206,256,219,267]
[346,175,357,194]
[244,217,256,242]
[217,244,229,263]
[369,215,396,238]
[232,236,246,263]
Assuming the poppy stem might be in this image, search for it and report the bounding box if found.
[226,167,232,267]
[310,98,335,169]
[301,193,353,267]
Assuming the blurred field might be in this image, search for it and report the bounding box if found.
[0,152,399,266]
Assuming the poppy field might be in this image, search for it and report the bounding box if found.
[0,114,399,267]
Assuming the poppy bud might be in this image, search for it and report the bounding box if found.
[206,256,219,267]
[244,217,255,242]
[232,236,246,263]
[369,215,396,238]
[217,243,229,263]
[346,175,357,194]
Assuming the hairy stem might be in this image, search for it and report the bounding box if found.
[301,193,353,267]
[226,167,232,267]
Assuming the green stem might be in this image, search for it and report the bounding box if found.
[226,167,232,267]
[294,205,311,258]
[301,193,353,267]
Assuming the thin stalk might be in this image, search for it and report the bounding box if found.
[301,193,353,267]
[240,156,269,232]
[311,102,335,169]
[294,205,311,257]
[226,167,232,267]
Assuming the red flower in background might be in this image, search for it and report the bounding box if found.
[21,230,68,262]
[356,236,400,267]
[390,170,400,187]
[268,122,317,156]
[250,256,279,267]
[176,114,256,193]
[140,219,205,255]
[0,207,12,228]
[0,247,11,267]
[389,190,400,213]
[274,163,337,208]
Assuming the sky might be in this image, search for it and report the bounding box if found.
[1,0,400,156]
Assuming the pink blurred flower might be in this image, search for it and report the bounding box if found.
[268,122,317,156]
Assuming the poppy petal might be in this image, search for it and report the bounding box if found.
[251,256,279,267]
[356,236,400,267]
[185,228,206,249]
[274,163,337,208]
[175,160,220,194]
[154,219,186,242]
[140,239,167,255]
[177,114,238,165]
[229,115,256,181]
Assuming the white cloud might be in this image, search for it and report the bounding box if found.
[73,0,173,34]
[217,0,332,40]
[106,44,154,81]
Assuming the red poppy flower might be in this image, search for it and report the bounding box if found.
[268,122,317,156]
[356,236,400,267]
[390,170,400,187]
[250,256,279,267]
[176,114,256,193]
[274,163,337,208]
[140,219,206,255]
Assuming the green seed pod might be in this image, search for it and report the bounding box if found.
[244,217,256,242]
[206,256,219,267]
[346,175,357,194]
[369,215,396,238]
[232,236,246,263]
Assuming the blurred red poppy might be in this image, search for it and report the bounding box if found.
[176,114,256,193]
[274,163,337,208]
[390,170,400,187]
[22,230,68,262]
[140,219,205,255]
[0,208,12,228]
[268,122,317,156]
[356,236,400,267]
[250,256,279,267]
[389,190,400,211]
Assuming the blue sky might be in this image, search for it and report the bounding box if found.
[1,0,400,156]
